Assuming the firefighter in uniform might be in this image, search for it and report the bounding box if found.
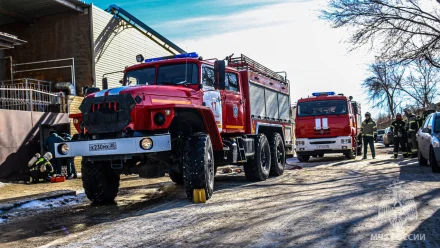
[28,152,54,183]
[403,108,419,158]
[391,113,408,158]
[361,112,377,159]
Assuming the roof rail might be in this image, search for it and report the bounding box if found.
[105,4,186,55]
[227,54,287,83]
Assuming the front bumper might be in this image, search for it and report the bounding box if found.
[54,134,171,158]
[295,136,353,153]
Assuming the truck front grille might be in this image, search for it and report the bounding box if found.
[80,94,136,134]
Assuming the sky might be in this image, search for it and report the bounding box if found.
[88,0,379,116]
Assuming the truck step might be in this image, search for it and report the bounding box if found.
[110,160,123,169]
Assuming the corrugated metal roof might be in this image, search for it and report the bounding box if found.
[0,0,89,26]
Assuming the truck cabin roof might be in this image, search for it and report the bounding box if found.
[298,94,349,103]
[124,57,239,74]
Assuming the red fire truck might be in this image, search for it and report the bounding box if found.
[55,53,293,203]
[294,92,362,162]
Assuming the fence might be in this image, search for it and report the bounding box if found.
[0,78,67,113]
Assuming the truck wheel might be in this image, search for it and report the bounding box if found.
[81,159,120,203]
[244,134,271,181]
[430,148,440,173]
[169,172,184,184]
[345,149,356,159]
[267,133,285,176]
[298,155,310,162]
[183,133,215,202]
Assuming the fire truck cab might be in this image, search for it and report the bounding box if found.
[294,92,362,162]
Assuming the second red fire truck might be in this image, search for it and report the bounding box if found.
[294,92,362,162]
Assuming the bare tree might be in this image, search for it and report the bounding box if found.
[321,0,440,68]
[362,62,405,118]
[399,58,439,107]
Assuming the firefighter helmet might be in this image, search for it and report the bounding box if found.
[365,112,371,117]
[43,152,53,161]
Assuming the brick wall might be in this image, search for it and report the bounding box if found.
[0,10,93,95]
[69,96,84,173]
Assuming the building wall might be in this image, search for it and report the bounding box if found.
[92,6,173,89]
[0,10,93,94]
[0,109,69,178]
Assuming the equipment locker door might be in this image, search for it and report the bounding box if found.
[222,72,245,133]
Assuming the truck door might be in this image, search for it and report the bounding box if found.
[222,72,245,133]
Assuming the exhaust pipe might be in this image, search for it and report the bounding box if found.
[55,82,76,96]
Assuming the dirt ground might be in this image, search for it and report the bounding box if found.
[1,143,440,247]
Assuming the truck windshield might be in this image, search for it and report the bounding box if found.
[157,63,199,85]
[298,100,347,117]
[125,67,155,85]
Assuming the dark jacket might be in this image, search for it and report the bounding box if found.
[42,133,65,156]
[405,114,419,132]
[361,118,377,137]
[391,120,406,137]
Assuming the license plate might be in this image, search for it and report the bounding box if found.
[316,145,329,149]
[89,142,117,151]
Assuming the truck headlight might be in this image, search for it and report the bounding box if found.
[58,143,69,155]
[140,138,153,150]
[341,138,351,144]
[296,141,305,146]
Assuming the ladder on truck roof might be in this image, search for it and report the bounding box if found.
[228,54,287,84]
[105,4,186,55]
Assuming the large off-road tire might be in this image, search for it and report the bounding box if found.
[244,134,271,181]
[418,149,428,166]
[267,132,285,176]
[81,159,120,203]
[169,172,184,184]
[298,155,310,162]
[183,133,215,201]
[430,148,440,173]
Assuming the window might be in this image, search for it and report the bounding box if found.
[378,130,385,135]
[434,116,440,133]
[226,73,239,92]
[157,63,198,85]
[125,67,155,85]
[424,115,433,128]
[298,100,347,117]
[202,66,215,88]
[427,115,433,129]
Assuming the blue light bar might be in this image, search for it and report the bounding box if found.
[312,92,336,96]
[144,52,199,63]
[175,52,198,58]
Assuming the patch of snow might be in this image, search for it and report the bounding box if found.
[0,216,7,224]
[0,182,7,187]
[16,193,87,211]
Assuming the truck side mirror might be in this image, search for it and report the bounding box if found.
[102,77,109,90]
[214,60,226,90]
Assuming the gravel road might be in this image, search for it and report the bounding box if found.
[2,144,440,247]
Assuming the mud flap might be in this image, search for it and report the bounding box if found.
[193,189,206,203]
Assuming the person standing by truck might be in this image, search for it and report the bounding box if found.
[391,113,408,159]
[361,112,377,159]
[404,108,419,157]
[42,130,66,174]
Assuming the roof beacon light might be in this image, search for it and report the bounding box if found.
[312,92,335,97]
[175,52,198,58]
[144,52,199,63]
